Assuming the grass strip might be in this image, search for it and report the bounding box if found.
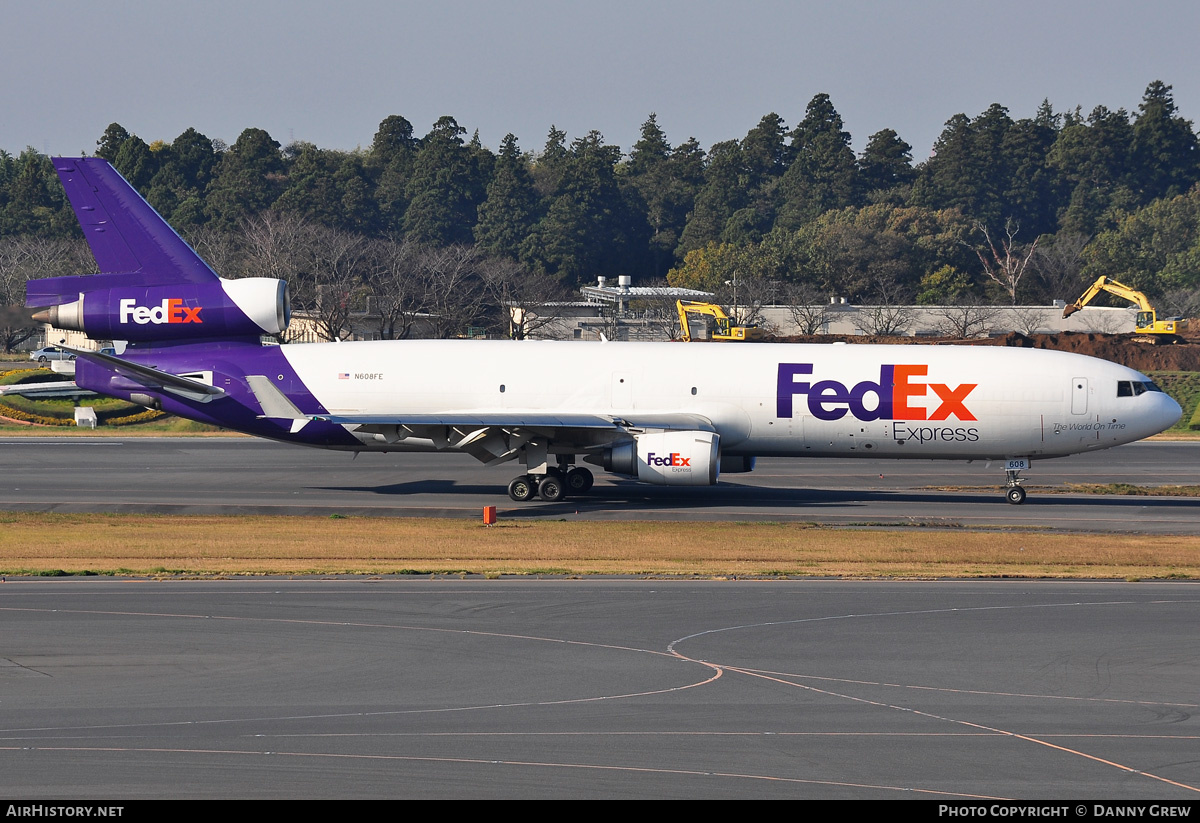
[0,512,1196,579]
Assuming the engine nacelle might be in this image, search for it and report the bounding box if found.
[600,431,720,486]
[32,277,290,342]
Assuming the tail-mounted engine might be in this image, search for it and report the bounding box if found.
[596,431,721,486]
[30,277,290,342]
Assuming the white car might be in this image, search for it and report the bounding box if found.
[29,346,75,364]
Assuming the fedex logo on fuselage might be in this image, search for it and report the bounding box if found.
[118,298,203,325]
[646,452,691,467]
[777,363,977,422]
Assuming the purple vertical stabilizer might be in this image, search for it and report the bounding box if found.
[26,157,289,341]
[26,158,219,307]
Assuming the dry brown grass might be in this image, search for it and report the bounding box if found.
[1,513,1197,579]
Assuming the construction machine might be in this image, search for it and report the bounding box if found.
[676,301,765,342]
[1062,276,1187,339]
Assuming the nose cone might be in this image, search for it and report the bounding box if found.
[1152,392,1183,435]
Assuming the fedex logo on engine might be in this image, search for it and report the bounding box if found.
[119,299,203,325]
[777,363,977,422]
[646,452,691,467]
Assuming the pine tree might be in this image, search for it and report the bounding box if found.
[475,134,539,259]
[205,128,285,228]
[1131,80,1200,201]
[1049,105,1135,234]
[859,128,915,195]
[95,124,131,162]
[677,140,746,256]
[776,94,858,230]
[403,116,483,246]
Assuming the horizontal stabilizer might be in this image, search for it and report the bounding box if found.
[0,381,96,399]
[61,344,225,403]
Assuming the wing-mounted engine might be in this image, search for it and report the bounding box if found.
[595,430,721,486]
[30,277,290,342]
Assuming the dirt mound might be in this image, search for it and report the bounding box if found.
[773,332,1200,372]
[984,332,1200,372]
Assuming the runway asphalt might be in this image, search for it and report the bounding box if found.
[1,578,1196,799]
[1,437,1199,532]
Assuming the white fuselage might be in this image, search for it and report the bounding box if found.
[278,339,1180,461]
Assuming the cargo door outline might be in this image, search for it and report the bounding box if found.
[1071,377,1088,415]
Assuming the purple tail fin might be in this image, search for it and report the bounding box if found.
[27,158,218,306]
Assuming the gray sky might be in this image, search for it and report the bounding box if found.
[4,0,1198,161]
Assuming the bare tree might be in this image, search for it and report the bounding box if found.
[240,212,310,340]
[850,303,915,336]
[300,226,369,342]
[478,256,573,339]
[1008,305,1048,335]
[849,269,914,336]
[590,301,627,341]
[929,300,1001,338]
[1077,308,1131,334]
[0,236,94,352]
[417,245,488,339]
[630,281,686,341]
[240,211,308,283]
[967,219,1039,304]
[712,272,778,329]
[182,225,244,278]
[779,281,831,335]
[365,236,425,339]
[1160,287,1200,321]
[1030,231,1090,303]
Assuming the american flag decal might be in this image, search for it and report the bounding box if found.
[338,372,350,380]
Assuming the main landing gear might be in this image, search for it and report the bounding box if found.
[506,465,594,502]
[506,441,596,502]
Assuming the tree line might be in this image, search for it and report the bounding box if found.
[1,80,1198,350]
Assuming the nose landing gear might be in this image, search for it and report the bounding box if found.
[1004,458,1029,504]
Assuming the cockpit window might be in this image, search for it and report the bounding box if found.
[1118,380,1164,397]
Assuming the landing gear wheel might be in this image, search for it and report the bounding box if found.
[507,475,535,502]
[537,474,566,502]
[1006,486,1027,505]
[566,467,594,494]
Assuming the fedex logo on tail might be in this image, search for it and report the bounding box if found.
[777,363,977,422]
[119,298,203,325]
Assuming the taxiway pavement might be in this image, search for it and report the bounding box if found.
[1,578,1196,799]
[1,437,1198,532]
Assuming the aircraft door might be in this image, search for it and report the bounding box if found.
[1071,377,1088,414]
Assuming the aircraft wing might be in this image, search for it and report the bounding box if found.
[312,412,716,465]
[313,412,714,430]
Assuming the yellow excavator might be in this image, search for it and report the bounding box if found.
[676,301,765,342]
[1062,276,1187,339]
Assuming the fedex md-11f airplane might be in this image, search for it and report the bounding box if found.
[27,158,1181,504]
